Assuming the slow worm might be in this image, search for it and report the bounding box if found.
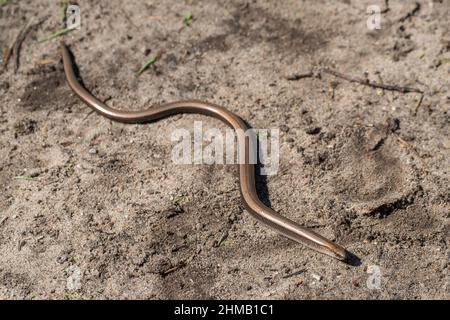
[61,43,351,262]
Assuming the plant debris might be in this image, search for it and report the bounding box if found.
[38,27,74,43]
[136,53,160,76]
[322,68,423,94]
[182,11,193,26]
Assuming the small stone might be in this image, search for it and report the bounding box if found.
[88,148,97,154]
[57,254,69,264]
[284,70,313,81]
[311,273,322,281]
[143,47,152,55]
[66,265,82,291]
[305,127,321,135]
[285,137,295,143]
[387,118,400,132]
[28,168,41,178]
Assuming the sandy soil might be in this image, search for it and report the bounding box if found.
[0,0,449,299]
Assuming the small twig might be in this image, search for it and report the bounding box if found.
[36,58,57,65]
[413,94,424,116]
[282,269,306,279]
[215,231,229,247]
[82,109,96,121]
[284,72,313,81]
[13,16,48,73]
[163,261,186,275]
[2,20,33,72]
[0,216,8,227]
[13,24,31,73]
[399,2,421,23]
[329,81,338,100]
[381,0,390,14]
[322,68,423,94]
[18,239,27,251]
[392,133,424,166]
[2,42,14,72]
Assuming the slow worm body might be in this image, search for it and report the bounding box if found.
[61,43,350,262]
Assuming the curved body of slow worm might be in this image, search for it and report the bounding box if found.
[61,43,350,262]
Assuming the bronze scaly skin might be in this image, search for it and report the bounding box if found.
[61,42,351,262]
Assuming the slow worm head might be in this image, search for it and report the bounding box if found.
[60,42,353,263]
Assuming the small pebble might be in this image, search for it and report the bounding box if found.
[57,254,69,264]
[305,127,321,135]
[88,148,97,154]
[28,168,41,178]
[311,273,322,281]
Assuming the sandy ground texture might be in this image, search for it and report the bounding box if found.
[0,0,449,299]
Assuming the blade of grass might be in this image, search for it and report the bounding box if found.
[60,0,69,20]
[413,94,424,116]
[136,53,160,76]
[38,27,74,43]
[0,0,9,7]
[183,11,192,26]
[14,175,37,181]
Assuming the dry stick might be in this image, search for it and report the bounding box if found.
[13,16,48,73]
[2,28,21,72]
[381,0,390,14]
[413,94,424,116]
[2,46,13,71]
[322,68,423,94]
[399,1,421,23]
[13,23,30,73]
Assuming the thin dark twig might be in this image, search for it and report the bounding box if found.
[282,269,306,279]
[2,29,21,72]
[2,46,13,71]
[284,72,313,81]
[413,94,424,116]
[399,1,421,22]
[13,16,48,73]
[322,68,423,94]
[13,23,29,73]
[381,0,390,14]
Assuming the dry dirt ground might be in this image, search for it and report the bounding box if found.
[0,0,449,299]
